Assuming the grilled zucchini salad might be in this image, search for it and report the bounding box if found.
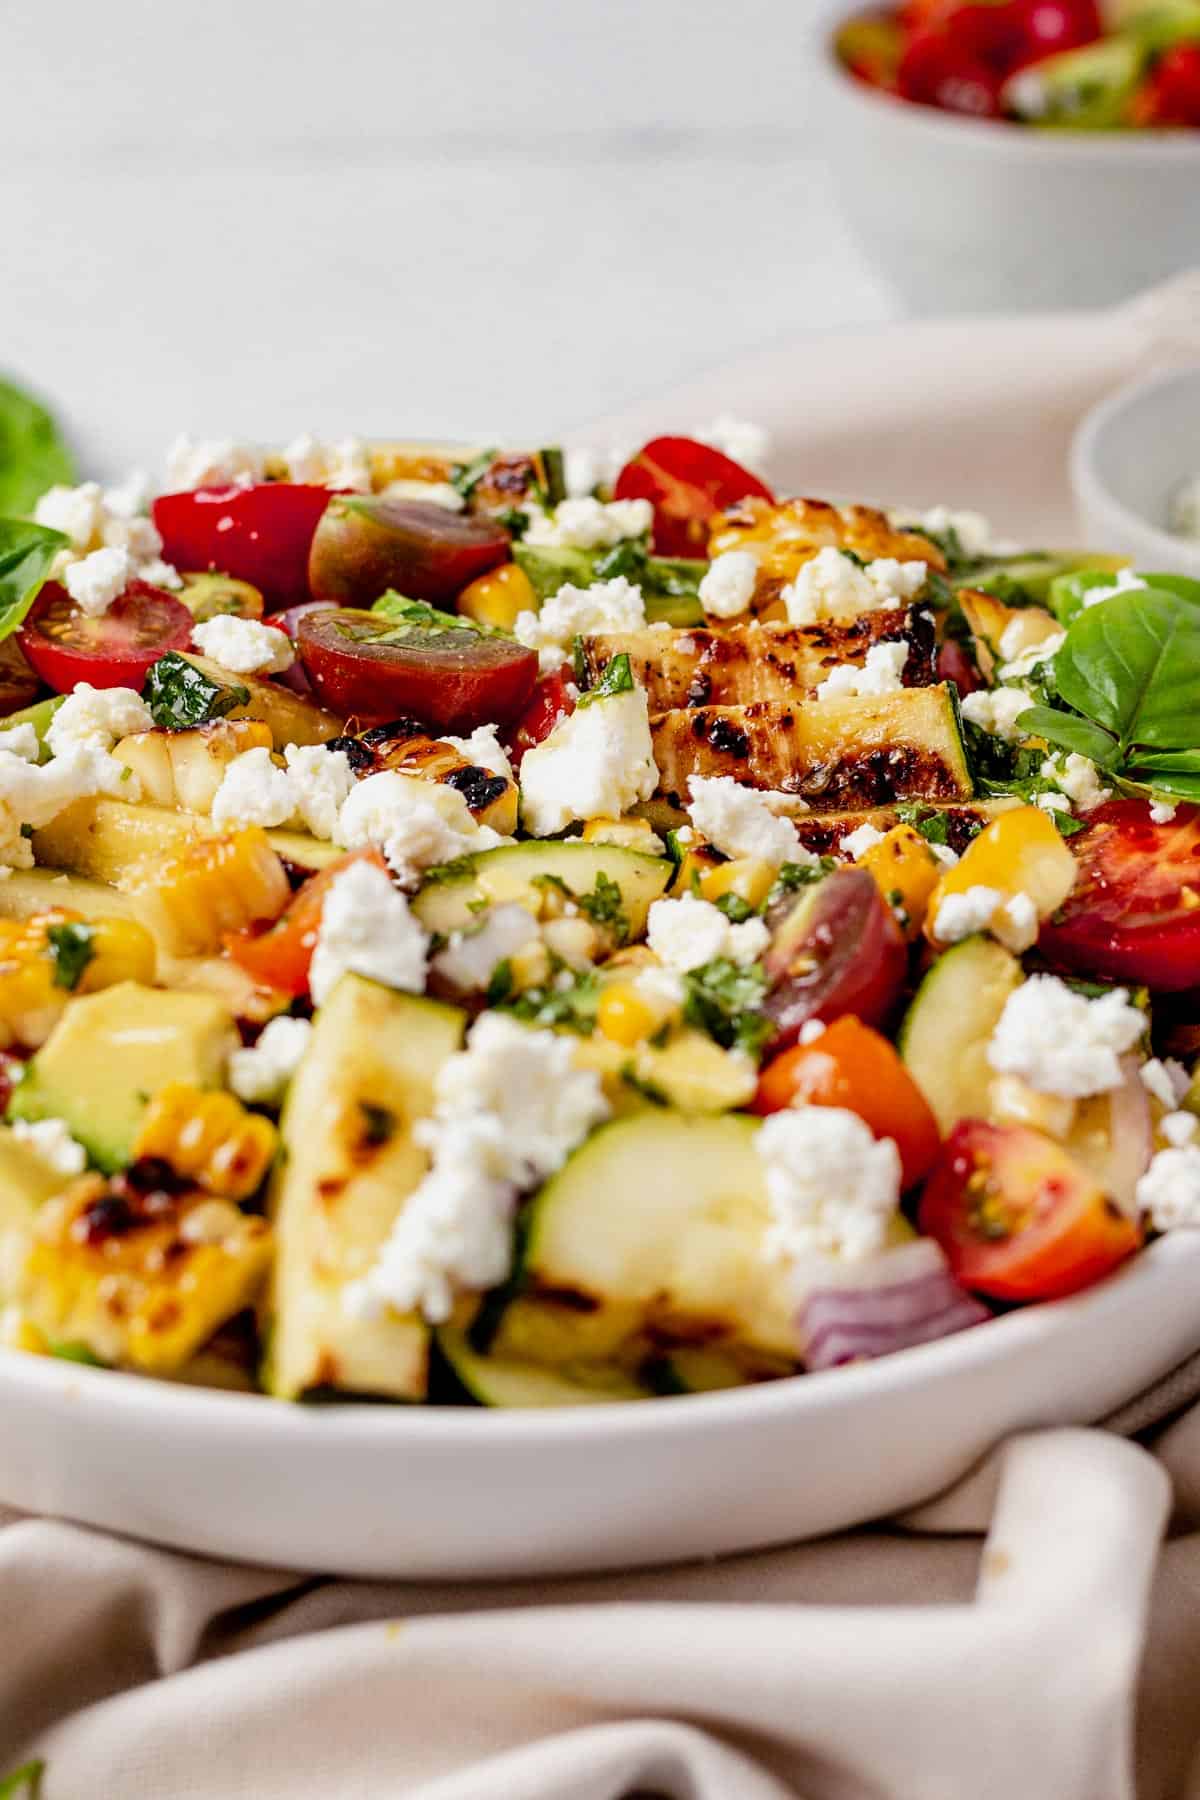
[0,425,1197,1406]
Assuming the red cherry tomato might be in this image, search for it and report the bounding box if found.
[753,1016,941,1190]
[1039,800,1200,991]
[1132,42,1200,126]
[919,1119,1141,1301]
[897,29,1004,113]
[228,849,386,994]
[613,437,774,559]
[1009,0,1100,63]
[296,608,538,733]
[19,581,193,694]
[936,635,984,696]
[505,669,577,769]
[153,484,333,610]
[0,636,42,716]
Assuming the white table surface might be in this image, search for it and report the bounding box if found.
[4,0,893,478]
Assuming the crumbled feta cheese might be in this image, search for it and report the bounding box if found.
[646,892,768,972]
[210,746,296,830]
[0,722,140,866]
[1037,752,1110,813]
[102,470,153,520]
[959,687,1034,743]
[283,433,373,493]
[100,513,163,566]
[563,445,627,498]
[1140,1057,1191,1111]
[1005,67,1051,118]
[798,1019,827,1045]
[1137,1144,1200,1230]
[933,886,1038,953]
[34,482,103,550]
[335,769,498,882]
[1081,568,1146,609]
[692,415,772,474]
[988,975,1144,1099]
[228,1015,313,1106]
[433,903,541,994]
[633,963,687,1007]
[165,435,264,491]
[62,546,132,618]
[1171,474,1200,542]
[686,775,812,868]
[519,689,657,837]
[1035,792,1070,816]
[898,505,1002,560]
[840,821,886,860]
[308,859,429,1007]
[282,744,356,841]
[191,615,294,675]
[817,639,909,701]
[0,725,39,764]
[1151,800,1178,824]
[10,1117,87,1177]
[757,1107,901,1263]
[931,842,960,868]
[440,724,513,781]
[514,575,646,671]
[522,496,652,551]
[997,633,1066,682]
[345,1013,609,1323]
[46,684,153,758]
[1163,1111,1198,1147]
[383,478,464,510]
[782,548,926,626]
[699,549,759,619]
[136,557,183,591]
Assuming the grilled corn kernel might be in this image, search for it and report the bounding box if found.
[858,826,940,940]
[133,1083,278,1200]
[699,856,776,911]
[669,844,724,896]
[0,909,155,1050]
[509,940,551,993]
[581,817,664,852]
[457,562,536,631]
[597,983,667,1048]
[126,827,290,956]
[77,917,156,991]
[926,805,1076,947]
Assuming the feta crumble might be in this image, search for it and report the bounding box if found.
[282,744,356,841]
[840,821,886,860]
[816,639,909,701]
[191,615,295,675]
[34,482,104,549]
[440,724,513,781]
[757,1107,901,1263]
[520,688,657,837]
[61,546,133,619]
[0,726,39,764]
[894,505,1003,561]
[165,435,264,491]
[1137,1145,1200,1231]
[798,1019,827,1045]
[1140,1057,1191,1111]
[522,496,652,551]
[281,433,373,493]
[46,684,153,758]
[228,1016,314,1106]
[1151,801,1179,824]
[210,743,356,840]
[997,633,1066,682]
[686,775,812,868]
[514,575,646,671]
[308,859,429,1007]
[381,478,464,510]
[1163,1111,1198,1147]
[782,548,927,626]
[1040,753,1111,814]
[698,550,759,620]
[344,1013,609,1323]
[335,769,498,882]
[564,445,627,499]
[987,975,1144,1098]
[933,885,1038,953]
[10,1117,88,1178]
[1081,568,1146,609]
[432,902,541,994]
[959,687,1034,743]
[692,415,772,473]
[646,892,769,972]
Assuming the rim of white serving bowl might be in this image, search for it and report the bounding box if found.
[1070,361,1200,574]
[810,4,1200,163]
[4,1231,1198,1443]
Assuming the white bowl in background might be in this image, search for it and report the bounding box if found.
[810,14,1200,317]
[1070,362,1200,574]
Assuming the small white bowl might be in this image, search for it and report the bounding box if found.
[810,11,1200,316]
[1070,363,1200,575]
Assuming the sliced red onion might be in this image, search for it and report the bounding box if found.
[797,1238,989,1372]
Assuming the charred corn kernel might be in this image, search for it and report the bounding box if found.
[133,1083,278,1200]
[1,1309,46,1354]
[77,917,156,991]
[699,856,776,911]
[597,983,666,1048]
[925,806,1077,947]
[581,816,663,852]
[509,940,551,993]
[126,827,290,956]
[988,1073,1076,1142]
[708,496,940,588]
[670,844,724,896]
[859,826,940,940]
[0,908,154,1051]
[457,562,536,631]
[115,719,273,812]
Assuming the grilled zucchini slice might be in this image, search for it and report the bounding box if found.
[32,797,341,888]
[411,841,672,938]
[432,1328,652,1407]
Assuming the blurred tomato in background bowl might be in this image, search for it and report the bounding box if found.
[811,0,1200,314]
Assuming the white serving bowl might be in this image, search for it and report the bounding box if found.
[810,13,1200,316]
[1070,362,1200,574]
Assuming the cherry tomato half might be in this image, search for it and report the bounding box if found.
[308,496,511,609]
[753,1016,940,1190]
[505,668,576,769]
[296,608,538,733]
[1039,800,1200,992]
[153,483,334,610]
[19,581,194,694]
[613,437,774,559]
[1131,42,1200,126]
[1009,0,1100,64]
[896,28,1004,113]
[918,1118,1141,1301]
[0,636,42,716]
[227,849,386,994]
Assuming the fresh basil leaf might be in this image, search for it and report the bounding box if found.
[1011,703,1121,768]
[1055,589,1200,753]
[574,870,630,943]
[577,651,634,705]
[143,652,250,730]
[451,448,499,500]
[370,590,479,632]
[503,966,599,1034]
[0,376,74,515]
[1124,764,1200,801]
[45,920,96,991]
[0,519,67,644]
[1139,573,1200,607]
[682,957,771,1059]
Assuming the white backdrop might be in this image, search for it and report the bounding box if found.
[3,0,891,475]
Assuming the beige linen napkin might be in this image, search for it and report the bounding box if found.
[7,278,1200,1800]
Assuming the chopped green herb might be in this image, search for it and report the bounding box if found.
[713,892,755,923]
[620,1063,670,1106]
[485,958,514,1005]
[370,591,482,633]
[504,967,599,1034]
[451,447,499,500]
[575,871,630,943]
[682,957,772,1059]
[45,920,95,991]
[420,854,480,885]
[577,652,634,706]
[572,633,588,687]
[593,539,648,584]
[496,505,529,538]
[530,872,573,899]
[538,447,568,509]
[143,652,250,730]
[767,857,834,907]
